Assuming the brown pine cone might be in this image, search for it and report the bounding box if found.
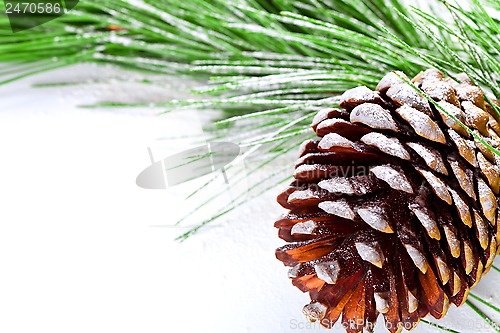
[275,69,500,333]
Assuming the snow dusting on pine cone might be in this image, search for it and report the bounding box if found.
[275,69,500,333]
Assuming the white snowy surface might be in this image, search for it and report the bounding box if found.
[0,64,499,333]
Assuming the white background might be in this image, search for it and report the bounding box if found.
[0,64,499,333]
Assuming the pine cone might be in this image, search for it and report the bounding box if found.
[275,69,500,333]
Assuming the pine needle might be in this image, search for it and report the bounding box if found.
[466,300,500,332]
[420,319,461,333]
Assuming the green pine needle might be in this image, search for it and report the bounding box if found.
[470,293,500,314]
[420,319,461,333]
[466,300,500,332]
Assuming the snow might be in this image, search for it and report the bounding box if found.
[318,200,355,220]
[448,159,475,199]
[395,104,446,143]
[339,86,379,105]
[447,186,473,227]
[375,71,407,92]
[443,225,461,258]
[404,244,429,273]
[318,177,355,194]
[356,207,393,234]
[288,189,320,202]
[370,165,413,193]
[436,100,464,131]
[374,292,390,314]
[350,103,398,131]
[406,142,448,175]
[415,167,452,205]
[360,132,410,160]
[477,178,497,223]
[355,242,384,268]
[386,83,431,115]
[408,203,440,240]
[318,133,354,150]
[291,220,317,235]
[314,260,340,285]
[447,128,478,166]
